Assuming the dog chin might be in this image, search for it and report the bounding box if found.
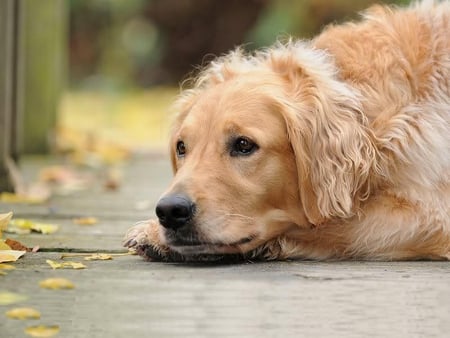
[165,234,256,256]
[170,243,240,255]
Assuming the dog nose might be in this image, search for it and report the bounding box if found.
[155,194,195,230]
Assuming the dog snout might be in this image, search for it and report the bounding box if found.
[155,194,196,230]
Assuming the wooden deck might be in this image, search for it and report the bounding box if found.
[1,155,449,338]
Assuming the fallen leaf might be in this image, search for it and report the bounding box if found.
[6,307,41,320]
[0,241,12,250]
[3,227,31,235]
[39,165,90,195]
[5,238,30,251]
[31,223,59,235]
[0,291,28,305]
[0,263,15,270]
[84,253,112,261]
[45,260,62,269]
[60,251,131,260]
[40,165,76,183]
[25,325,60,337]
[7,219,33,234]
[104,167,122,191]
[0,212,13,237]
[7,219,59,235]
[0,250,26,263]
[39,277,75,290]
[72,217,98,225]
[24,183,52,202]
[0,192,45,204]
[46,259,86,270]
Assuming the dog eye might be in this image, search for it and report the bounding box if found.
[176,141,186,157]
[231,137,258,156]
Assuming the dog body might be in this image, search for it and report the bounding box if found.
[124,1,450,261]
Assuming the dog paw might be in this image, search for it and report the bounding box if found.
[123,220,184,262]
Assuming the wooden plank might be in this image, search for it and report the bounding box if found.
[1,253,449,337]
[1,156,171,250]
[1,155,450,338]
[0,156,170,218]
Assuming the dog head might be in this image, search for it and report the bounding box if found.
[155,41,377,257]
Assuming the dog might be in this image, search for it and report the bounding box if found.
[123,0,450,262]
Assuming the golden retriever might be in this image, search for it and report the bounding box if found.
[124,0,450,261]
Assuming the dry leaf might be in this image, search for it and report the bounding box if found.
[7,219,33,234]
[39,277,75,290]
[40,165,76,183]
[0,241,12,250]
[6,307,41,320]
[25,325,60,337]
[0,212,13,237]
[104,167,122,191]
[60,252,131,260]
[45,260,62,269]
[5,238,30,251]
[24,183,52,202]
[0,250,26,263]
[39,165,89,195]
[46,259,86,270]
[84,253,112,261]
[7,219,59,235]
[0,192,45,204]
[72,217,98,225]
[0,263,15,270]
[31,223,59,235]
[0,291,28,305]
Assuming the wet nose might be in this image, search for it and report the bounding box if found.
[155,194,196,230]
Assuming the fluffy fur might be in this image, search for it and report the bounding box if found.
[124,0,450,261]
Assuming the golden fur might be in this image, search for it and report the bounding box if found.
[124,0,450,261]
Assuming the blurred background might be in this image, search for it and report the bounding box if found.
[62,0,411,154]
[2,0,412,166]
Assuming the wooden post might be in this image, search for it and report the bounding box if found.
[0,0,67,190]
[17,0,67,154]
[0,0,17,191]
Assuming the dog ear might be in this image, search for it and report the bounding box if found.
[270,43,378,225]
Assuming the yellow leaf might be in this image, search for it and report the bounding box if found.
[0,250,26,263]
[68,262,87,269]
[0,241,12,250]
[39,277,75,290]
[3,227,31,235]
[84,253,112,261]
[7,219,33,234]
[9,218,33,229]
[72,217,98,225]
[0,192,45,204]
[0,212,13,236]
[31,223,59,235]
[0,291,28,305]
[0,263,15,270]
[6,307,41,320]
[45,260,62,269]
[7,219,59,235]
[25,325,60,337]
[60,251,131,260]
[46,259,86,270]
